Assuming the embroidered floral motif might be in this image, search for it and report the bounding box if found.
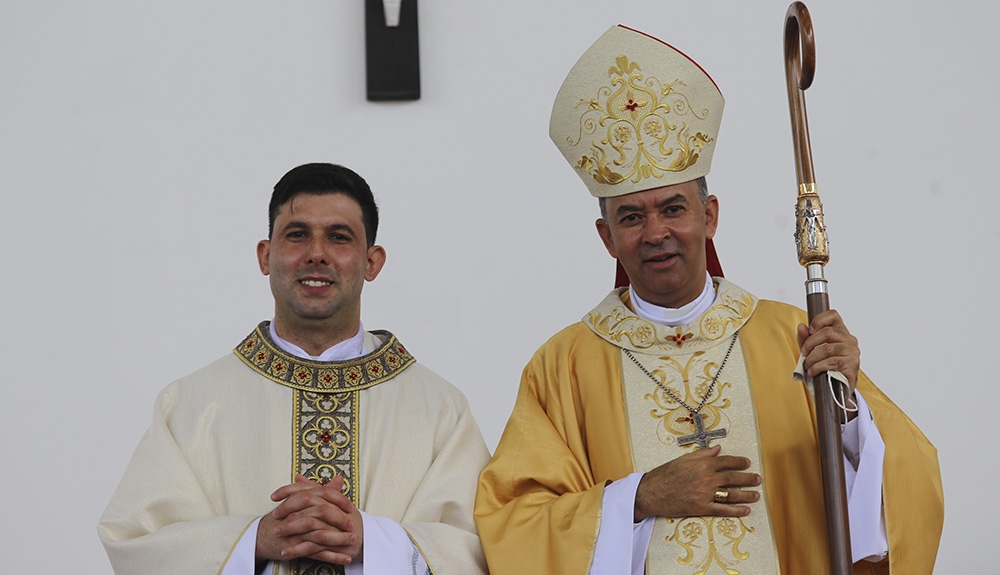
[585,281,758,352]
[571,54,714,186]
[588,308,660,350]
[701,292,755,341]
[671,327,693,347]
[667,517,754,572]
[318,369,336,389]
[644,118,662,137]
[268,358,288,378]
[344,366,363,385]
[639,350,732,449]
[233,322,414,392]
[717,518,738,538]
[614,124,633,143]
[292,365,312,386]
[252,350,269,367]
[682,521,703,540]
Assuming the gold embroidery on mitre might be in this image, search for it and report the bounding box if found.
[570,55,715,187]
[232,323,416,575]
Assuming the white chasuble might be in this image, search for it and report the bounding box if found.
[100,322,489,575]
[234,324,416,575]
[588,282,781,575]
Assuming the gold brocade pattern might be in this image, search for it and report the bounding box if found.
[628,337,779,574]
[234,322,415,392]
[570,54,716,187]
[586,281,755,353]
[666,516,754,575]
[701,292,755,341]
[642,350,732,448]
[232,322,416,575]
[586,281,780,574]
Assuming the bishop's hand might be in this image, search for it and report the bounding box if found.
[797,308,861,396]
[633,445,761,522]
[256,474,364,565]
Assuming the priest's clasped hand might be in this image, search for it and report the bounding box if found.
[633,445,761,522]
[256,474,364,565]
[797,309,861,396]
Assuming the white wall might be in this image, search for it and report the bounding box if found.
[1,0,992,571]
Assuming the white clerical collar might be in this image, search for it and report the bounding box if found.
[269,320,368,361]
[629,273,717,327]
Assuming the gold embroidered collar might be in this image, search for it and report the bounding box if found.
[585,278,758,353]
[233,321,415,392]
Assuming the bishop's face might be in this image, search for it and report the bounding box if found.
[596,180,718,309]
[256,192,385,343]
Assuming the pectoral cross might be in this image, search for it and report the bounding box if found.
[677,413,727,448]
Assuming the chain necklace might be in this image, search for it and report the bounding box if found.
[623,330,739,448]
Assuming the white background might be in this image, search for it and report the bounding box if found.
[1,0,991,572]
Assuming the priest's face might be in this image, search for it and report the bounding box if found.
[596,180,718,309]
[256,192,386,343]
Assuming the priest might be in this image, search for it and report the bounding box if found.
[475,26,942,575]
[99,163,489,575]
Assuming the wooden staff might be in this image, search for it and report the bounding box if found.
[783,3,854,574]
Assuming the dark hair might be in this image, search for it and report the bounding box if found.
[268,163,379,246]
[598,176,709,220]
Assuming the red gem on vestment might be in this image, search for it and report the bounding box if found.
[321,431,331,443]
[626,99,639,111]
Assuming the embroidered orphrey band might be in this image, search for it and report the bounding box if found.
[233,322,416,575]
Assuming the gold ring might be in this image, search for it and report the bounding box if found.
[713,488,730,504]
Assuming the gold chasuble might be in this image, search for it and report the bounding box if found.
[100,323,489,575]
[604,282,780,573]
[475,280,943,575]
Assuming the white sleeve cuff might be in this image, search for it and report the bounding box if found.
[591,473,654,575]
[845,391,889,562]
[222,517,273,575]
[345,511,429,575]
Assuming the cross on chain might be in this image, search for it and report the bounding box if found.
[677,413,727,448]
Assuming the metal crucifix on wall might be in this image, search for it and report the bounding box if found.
[365,0,420,101]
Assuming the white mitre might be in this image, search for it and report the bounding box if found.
[549,25,725,198]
